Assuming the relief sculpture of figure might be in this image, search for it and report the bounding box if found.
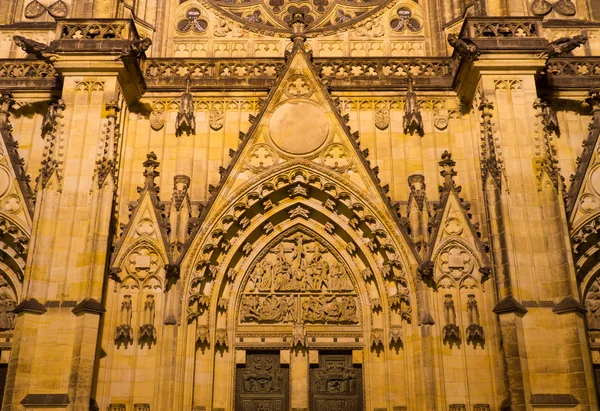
[0,295,15,330]
[240,234,360,325]
[240,295,295,323]
[329,262,352,291]
[586,278,600,330]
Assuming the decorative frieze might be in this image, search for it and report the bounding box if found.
[57,20,132,40]
[461,17,542,39]
[0,60,56,79]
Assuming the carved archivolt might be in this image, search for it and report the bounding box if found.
[181,161,417,332]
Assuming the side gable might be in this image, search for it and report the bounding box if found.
[110,153,172,273]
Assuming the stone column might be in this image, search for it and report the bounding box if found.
[458,47,598,409]
[2,21,146,411]
[290,350,308,410]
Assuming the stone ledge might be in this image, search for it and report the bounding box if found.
[553,296,587,314]
[13,298,46,315]
[20,393,69,406]
[72,298,106,315]
[493,296,528,315]
[530,393,579,406]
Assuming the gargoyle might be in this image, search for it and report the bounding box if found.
[13,35,58,63]
[447,33,480,62]
[539,34,588,59]
[121,37,152,59]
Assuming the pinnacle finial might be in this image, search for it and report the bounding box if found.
[0,91,14,128]
[439,150,457,188]
[290,12,307,48]
[587,88,600,112]
[143,152,160,190]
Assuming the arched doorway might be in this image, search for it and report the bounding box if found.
[232,226,366,411]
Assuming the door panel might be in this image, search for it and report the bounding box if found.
[236,352,289,411]
[310,352,363,411]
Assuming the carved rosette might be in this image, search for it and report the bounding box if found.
[246,143,277,171]
[321,143,352,172]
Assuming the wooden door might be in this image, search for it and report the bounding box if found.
[310,352,363,411]
[235,352,289,411]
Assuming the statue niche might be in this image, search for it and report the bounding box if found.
[239,232,359,325]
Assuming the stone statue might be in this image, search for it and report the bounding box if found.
[139,294,156,342]
[115,294,133,343]
[142,294,155,326]
[403,76,423,134]
[539,34,588,59]
[442,294,460,345]
[467,294,480,325]
[175,77,196,136]
[447,33,480,61]
[444,294,456,325]
[466,294,485,345]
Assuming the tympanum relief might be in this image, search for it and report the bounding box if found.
[239,232,359,325]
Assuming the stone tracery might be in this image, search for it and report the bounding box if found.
[199,0,395,36]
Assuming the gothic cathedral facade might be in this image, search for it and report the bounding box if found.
[0,0,599,410]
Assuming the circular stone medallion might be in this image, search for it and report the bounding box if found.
[268,101,329,156]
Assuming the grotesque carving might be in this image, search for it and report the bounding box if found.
[13,36,58,63]
[121,37,152,59]
[539,34,588,59]
[447,34,480,62]
[403,77,423,135]
[239,232,360,325]
[176,77,196,136]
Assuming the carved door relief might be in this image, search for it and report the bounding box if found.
[236,352,289,411]
[310,352,363,411]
